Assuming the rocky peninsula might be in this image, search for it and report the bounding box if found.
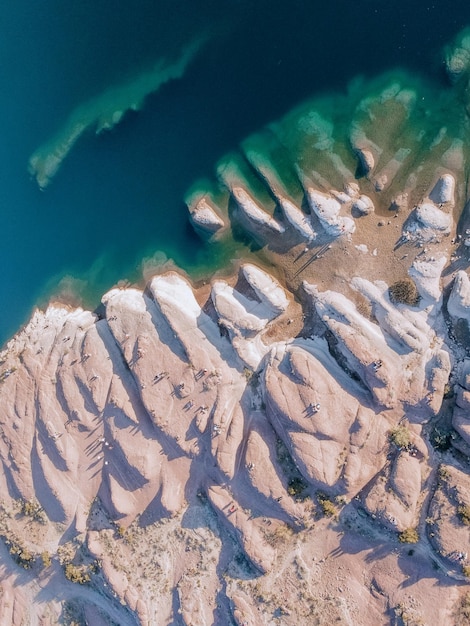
[4,27,470,626]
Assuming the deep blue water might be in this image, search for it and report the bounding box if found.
[1,0,470,346]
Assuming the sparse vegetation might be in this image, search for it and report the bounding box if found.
[276,437,311,504]
[394,602,425,625]
[6,538,36,569]
[430,428,452,451]
[248,370,261,389]
[438,465,451,482]
[41,551,52,567]
[57,541,78,566]
[463,565,470,578]
[115,524,126,538]
[263,523,295,547]
[287,477,308,499]
[62,599,86,626]
[56,538,97,584]
[457,504,470,526]
[443,383,454,399]
[243,367,253,381]
[64,563,91,584]
[455,591,470,624]
[389,425,411,450]
[317,494,337,518]
[398,528,419,544]
[19,498,47,524]
[388,278,420,306]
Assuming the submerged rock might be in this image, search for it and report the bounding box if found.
[188,196,226,235]
[446,29,470,83]
[28,36,207,189]
[429,173,455,205]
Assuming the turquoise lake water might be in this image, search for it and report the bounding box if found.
[1,0,470,346]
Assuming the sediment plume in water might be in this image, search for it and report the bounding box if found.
[28,35,207,189]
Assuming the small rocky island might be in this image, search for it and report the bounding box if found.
[4,28,470,626]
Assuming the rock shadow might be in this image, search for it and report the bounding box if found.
[30,437,67,524]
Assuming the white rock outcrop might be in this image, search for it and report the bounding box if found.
[232,186,285,235]
[351,194,375,216]
[306,188,356,236]
[408,255,447,305]
[402,201,452,243]
[241,263,289,314]
[188,197,226,235]
[278,196,317,242]
[448,270,470,325]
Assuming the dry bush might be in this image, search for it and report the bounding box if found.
[318,495,337,518]
[20,498,47,524]
[455,592,470,625]
[287,477,308,499]
[7,539,36,569]
[389,425,411,450]
[389,279,420,306]
[399,528,419,544]
[458,504,470,526]
[64,563,91,584]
